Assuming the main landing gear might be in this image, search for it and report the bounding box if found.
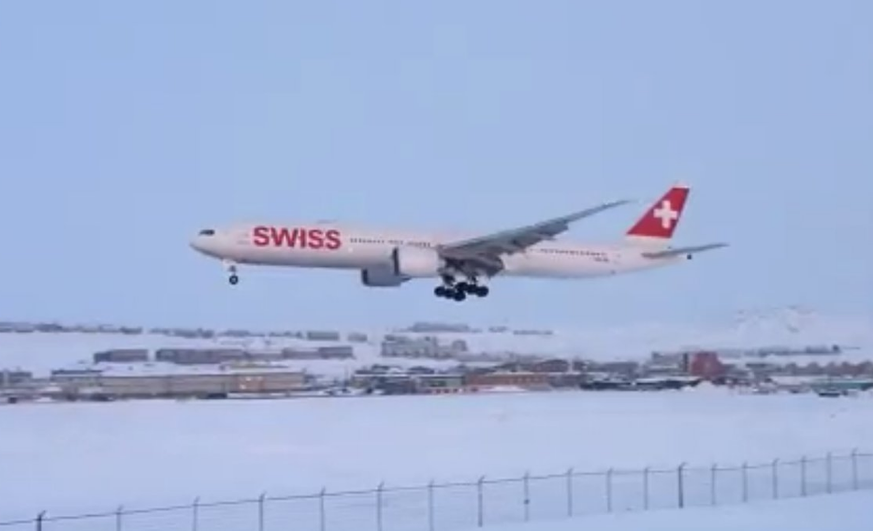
[434,276,489,301]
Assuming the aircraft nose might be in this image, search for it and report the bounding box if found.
[190,228,217,254]
[189,236,204,252]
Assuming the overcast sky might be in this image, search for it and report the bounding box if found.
[0,0,870,330]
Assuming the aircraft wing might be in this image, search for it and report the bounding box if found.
[436,199,632,272]
[641,242,728,259]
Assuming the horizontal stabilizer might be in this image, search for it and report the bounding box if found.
[642,243,728,259]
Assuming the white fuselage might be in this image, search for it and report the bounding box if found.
[190,222,682,281]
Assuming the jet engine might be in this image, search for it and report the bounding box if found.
[360,266,405,287]
[391,247,445,278]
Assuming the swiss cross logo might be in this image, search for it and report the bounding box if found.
[653,200,679,229]
[626,185,689,239]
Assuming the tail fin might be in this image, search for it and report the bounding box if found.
[625,184,690,246]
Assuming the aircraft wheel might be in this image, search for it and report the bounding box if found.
[434,286,448,297]
[453,289,466,301]
[476,285,489,297]
[229,274,239,285]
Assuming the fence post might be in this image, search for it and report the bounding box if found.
[477,476,485,527]
[35,511,45,531]
[566,468,574,517]
[192,497,200,531]
[116,505,124,531]
[851,449,859,491]
[742,462,749,503]
[677,463,686,509]
[606,469,613,513]
[643,467,650,511]
[428,481,435,531]
[376,482,384,531]
[523,472,530,522]
[826,452,833,494]
[710,464,717,506]
[800,456,807,497]
[772,459,779,499]
[320,488,326,531]
[258,492,266,531]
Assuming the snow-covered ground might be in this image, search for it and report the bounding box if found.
[1,307,871,378]
[474,491,873,531]
[1,309,871,530]
[1,387,872,528]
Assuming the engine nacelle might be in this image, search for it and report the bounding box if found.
[392,247,445,278]
[360,266,405,287]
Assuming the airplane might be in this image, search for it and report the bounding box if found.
[189,184,727,301]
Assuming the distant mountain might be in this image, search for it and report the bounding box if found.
[725,306,871,347]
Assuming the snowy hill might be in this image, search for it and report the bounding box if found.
[422,306,872,361]
[0,331,451,378]
[0,307,870,378]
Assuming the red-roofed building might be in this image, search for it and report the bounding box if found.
[688,352,726,380]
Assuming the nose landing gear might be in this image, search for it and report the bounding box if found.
[224,260,239,285]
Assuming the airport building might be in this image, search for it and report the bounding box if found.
[50,367,308,400]
[93,349,149,363]
[380,335,468,360]
[415,374,465,393]
[464,371,551,389]
[0,370,33,387]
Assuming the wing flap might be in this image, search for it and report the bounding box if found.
[642,242,728,259]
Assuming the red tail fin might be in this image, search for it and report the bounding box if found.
[625,184,690,244]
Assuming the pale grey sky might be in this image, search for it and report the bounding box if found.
[0,0,870,329]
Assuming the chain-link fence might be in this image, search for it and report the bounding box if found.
[2,451,871,531]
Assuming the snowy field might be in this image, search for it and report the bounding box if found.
[2,387,873,529]
[484,491,873,531]
[2,309,871,530]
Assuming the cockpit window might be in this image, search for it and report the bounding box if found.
[198,229,215,236]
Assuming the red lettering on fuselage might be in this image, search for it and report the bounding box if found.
[252,226,342,250]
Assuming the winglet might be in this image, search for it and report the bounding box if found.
[625,184,690,245]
